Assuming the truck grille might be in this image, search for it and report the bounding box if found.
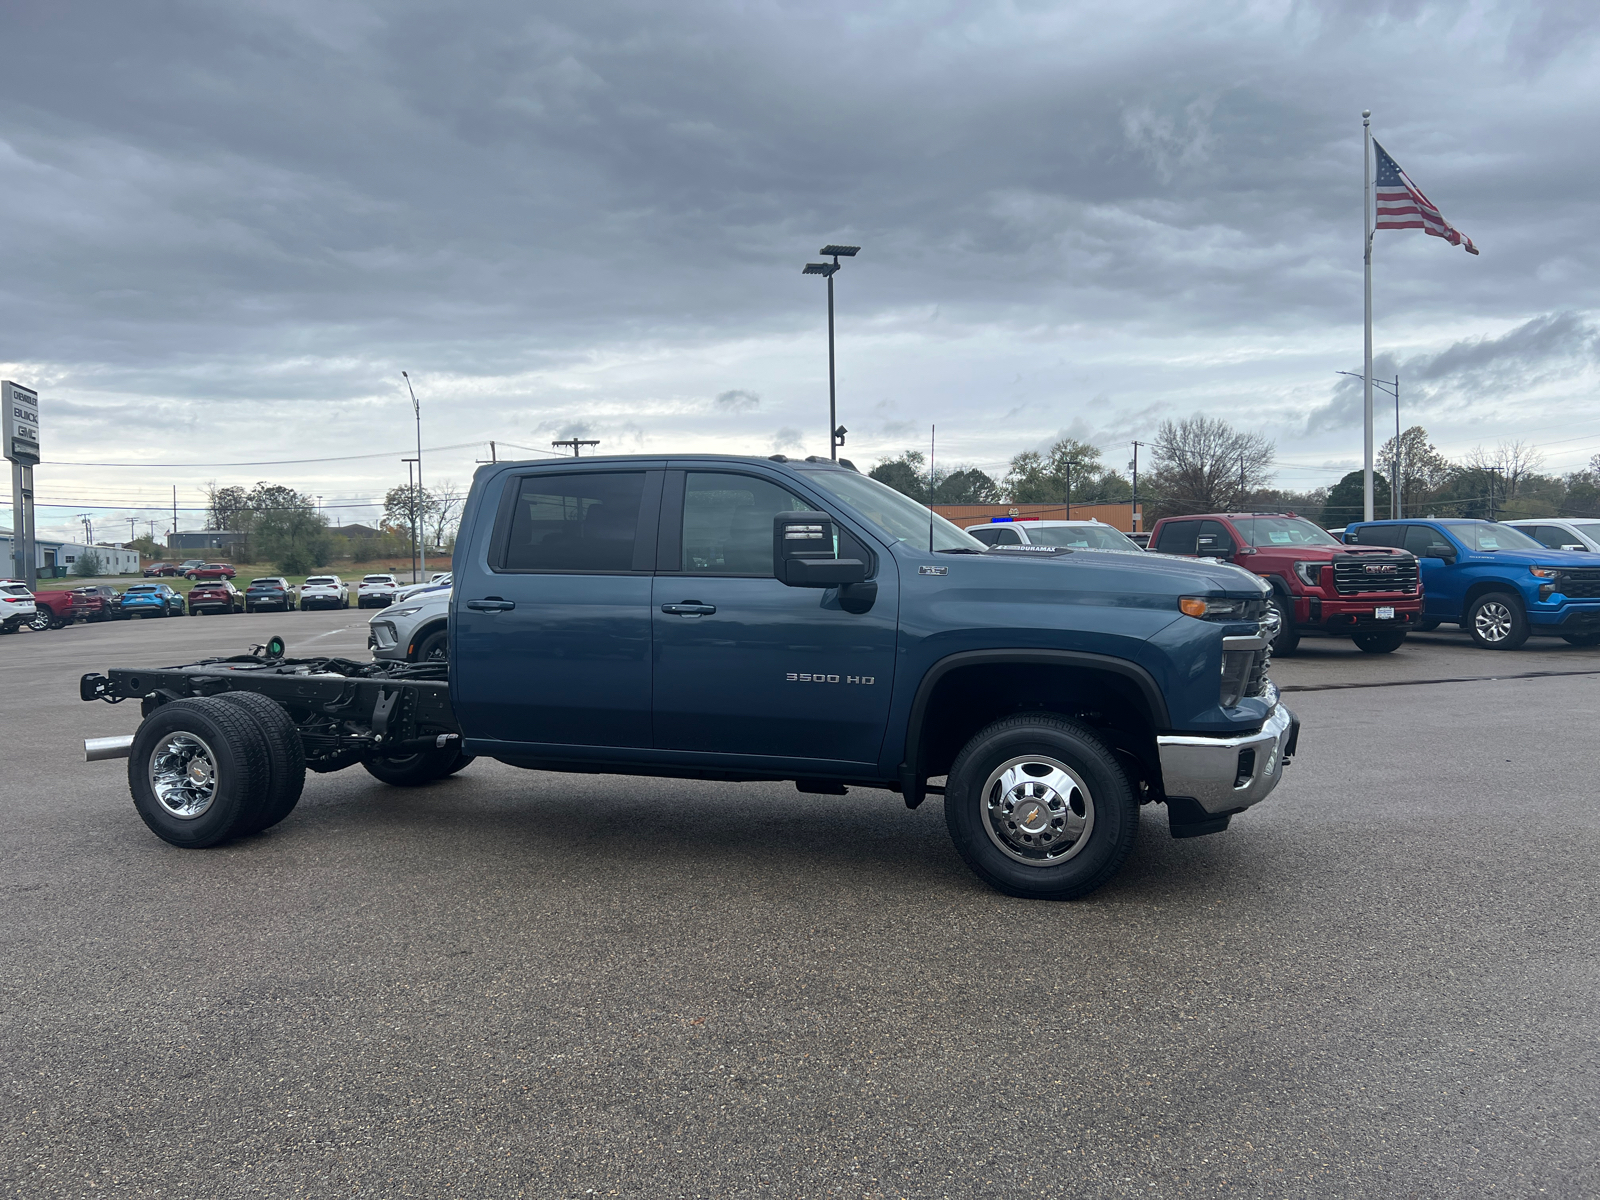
[1332,554,1419,595]
[1558,568,1600,599]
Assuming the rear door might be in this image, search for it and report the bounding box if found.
[452,466,664,750]
[1153,520,1199,555]
[650,468,898,766]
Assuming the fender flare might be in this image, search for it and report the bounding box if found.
[897,648,1171,805]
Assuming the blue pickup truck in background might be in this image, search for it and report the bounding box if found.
[1344,518,1600,649]
[82,456,1299,901]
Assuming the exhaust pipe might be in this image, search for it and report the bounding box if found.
[85,735,135,762]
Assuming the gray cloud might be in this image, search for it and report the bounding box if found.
[771,427,805,452]
[1,0,1599,538]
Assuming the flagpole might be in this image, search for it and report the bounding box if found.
[1362,109,1375,523]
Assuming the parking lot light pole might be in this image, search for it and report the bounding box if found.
[402,372,425,581]
[403,457,419,583]
[803,245,860,461]
[1339,371,1399,517]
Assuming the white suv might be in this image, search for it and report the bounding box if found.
[0,580,36,633]
[368,587,451,662]
[299,575,350,610]
[1503,519,1600,553]
[963,519,1144,552]
[357,573,400,608]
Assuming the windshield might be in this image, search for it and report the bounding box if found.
[1027,524,1142,551]
[249,578,281,586]
[1568,523,1600,543]
[2,584,31,596]
[797,469,984,552]
[1443,522,1542,551]
[1234,516,1341,548]
[305,577,335,585]
[126,585,158,593]
[363,576,392,583]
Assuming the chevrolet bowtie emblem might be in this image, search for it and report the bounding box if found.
[1025,807,1041,822]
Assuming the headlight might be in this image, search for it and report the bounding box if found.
[389,606,423,617]
[1293,561,1324,587]
[1529,567,1559,579]
[1179,596,1255,620]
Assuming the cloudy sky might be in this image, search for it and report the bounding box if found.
[3,0,1598,542]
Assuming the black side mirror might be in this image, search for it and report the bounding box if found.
[774,511,867,587]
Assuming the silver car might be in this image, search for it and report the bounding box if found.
[368,588,450,662]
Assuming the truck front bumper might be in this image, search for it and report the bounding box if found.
[1299,595,1421,631]
[1157,702,1298,815]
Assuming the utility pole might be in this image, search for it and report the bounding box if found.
[1239,453,1246,508]
[476,441,498,465]
[403,458,419,582]
[552,438,599,457]
[1486,466,1502,522]
[1130,441,1147,533]
[1064,461,1072,518]
[172,486,178,544]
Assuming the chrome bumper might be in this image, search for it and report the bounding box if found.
[1157,703,1298,815]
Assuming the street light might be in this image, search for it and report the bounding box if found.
[803,244,860,461]
[402,457,419,583]
[402,372,425,581]
[1338,371,1400,517]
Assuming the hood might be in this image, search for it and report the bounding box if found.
[1465,548,1600,568]
[960,547,1271,597]
[1276,544,1407,561]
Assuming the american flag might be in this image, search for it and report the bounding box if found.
[1374,139,1478,254]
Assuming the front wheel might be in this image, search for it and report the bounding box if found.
[413,629,448,663]
[1467,591,1529,651]
[1267,593,1299,656]
[1352,631,1406,654]
[944,715,1138,901]
[363,743,469,787]
[1561,632,1600,647]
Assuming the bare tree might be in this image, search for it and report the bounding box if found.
[428,480,465,549]
[1145,415,1274,518]
[1378,426,1452,517]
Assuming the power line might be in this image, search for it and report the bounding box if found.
[38,440,492,469]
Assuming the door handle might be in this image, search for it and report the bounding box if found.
[661,603,716,616]
[465,598,516,612]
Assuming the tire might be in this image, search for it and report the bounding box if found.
[1267,592,1299,656]
[1561,632,1600,647]
[362,743,465,787]
[943,714,1139,900]
[128,697,270,848]
[439,750,475,776]
[1467,591,1529,651]
[1352,631,1406,654]
[213,692,307,833]
[412,628,449,663]
[29,611,51,632]
[1415,618,1441,633]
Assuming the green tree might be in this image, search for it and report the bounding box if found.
[1377,426,1452,517]
[73,549,104,578]
[931,467,1002,504]
[869,452,930,502]
[1323,471,1393,528]
[204,482,251,530]
[1003,439,1130,505]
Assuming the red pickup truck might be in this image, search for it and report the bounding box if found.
[1147,512,1422,654]
[30,586,115,630]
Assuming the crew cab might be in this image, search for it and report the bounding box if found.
[356,574,399,608]
[244,577,298,612]
[187,580,244,615]
[1344,519,1600,649]
[31,587,103,629]
[1148,512,1422,654]
[1503,518,1600,554]
[80,456,1300,901]
[118,583,187,619]
[186,563,237,581]
[298,575,349,610]
[0,580,36,633]
[73,585,126,621]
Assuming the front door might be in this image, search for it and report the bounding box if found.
[452,467,662,750]
[651,469,898,766]
[1402,524,1459,618]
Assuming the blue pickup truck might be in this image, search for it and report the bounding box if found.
[80,456,1299,900]
[1344,518,1600,649]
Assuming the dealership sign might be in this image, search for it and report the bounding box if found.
[2,381,39,464]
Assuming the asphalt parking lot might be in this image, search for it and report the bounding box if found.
[3,614,1598,1198]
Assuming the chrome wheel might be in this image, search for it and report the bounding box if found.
[981,754,1095,866]
[28,611,50,631]
[148,732,220,820]
[1474,600,1514,644]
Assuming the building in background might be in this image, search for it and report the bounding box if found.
[0,530,140,577]
[932,503,1143,533]
[168,529,250,555]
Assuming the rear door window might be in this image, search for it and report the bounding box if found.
[1154,521,1199,555]
[1353,525,1405,548]
[501,472,649,572]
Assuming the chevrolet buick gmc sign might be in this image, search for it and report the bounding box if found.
[2,381,40,464]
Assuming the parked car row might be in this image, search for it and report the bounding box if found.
[963,512,1600,653]
[142,560,238,579]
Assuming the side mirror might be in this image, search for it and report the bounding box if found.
[1562,544,1585,552]
[774,511,867,588]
